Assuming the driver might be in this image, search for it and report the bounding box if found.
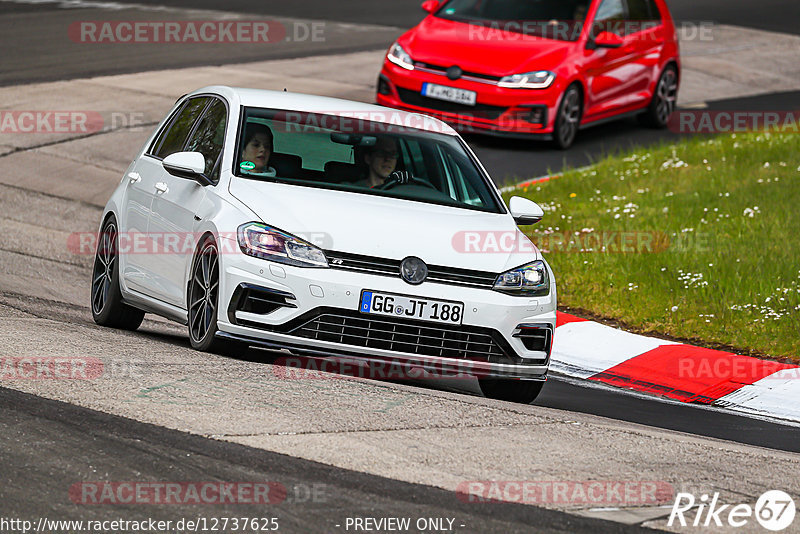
[360,136,410,188]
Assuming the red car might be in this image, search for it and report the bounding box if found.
[376,0,680,149]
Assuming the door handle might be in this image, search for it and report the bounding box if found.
[127,172,141,184]
[154,182,169,194]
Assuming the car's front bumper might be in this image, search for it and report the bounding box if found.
[376,61,563,138]
[217,247,555,380]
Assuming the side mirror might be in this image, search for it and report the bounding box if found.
[509,196,544,225]
[589,31,624,49]
[162,152,212,185]
[421,0,439,13]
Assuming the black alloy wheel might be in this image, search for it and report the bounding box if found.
[91,215,144,330]
[641,65,678,128]
[187,236,247,355]
[552,85,582,150]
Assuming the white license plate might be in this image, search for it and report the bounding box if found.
[422,83,477,106]
[359,290,464,326]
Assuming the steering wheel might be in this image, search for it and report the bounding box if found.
[376,170,438,191]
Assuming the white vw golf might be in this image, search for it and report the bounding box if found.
[91,86,556,403]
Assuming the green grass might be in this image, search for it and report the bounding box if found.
[508,131,800,361]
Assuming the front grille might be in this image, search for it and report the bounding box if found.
[396,88,507,120]
[325,250,497,289]
[413,62,503,83]
[289,310,514,363]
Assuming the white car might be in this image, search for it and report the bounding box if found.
[91,86,556,403]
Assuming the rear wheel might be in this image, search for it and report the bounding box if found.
[640,65,678,128]
[91,215,145,330]
[479,379,545,404]
[552,85,582,150]
[187,236,247,356]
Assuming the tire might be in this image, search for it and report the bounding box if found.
[552,85,582,150]
[639,65,678,128]
[187,236,247,356]
[479,379,545,404]
[91,215,145,330]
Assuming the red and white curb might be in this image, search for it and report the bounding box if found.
[551,312,800,424]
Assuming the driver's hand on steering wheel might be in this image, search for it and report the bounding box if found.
[387,170,412,184]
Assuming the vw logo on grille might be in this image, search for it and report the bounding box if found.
[400,256,428,285]
[446,65,463,80]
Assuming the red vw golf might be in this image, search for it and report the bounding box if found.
[376,0,680,149]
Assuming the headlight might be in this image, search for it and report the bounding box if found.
[387,42,415,70]
[497,71,556,89]
[493,260,549,296]
[237,222,328,268]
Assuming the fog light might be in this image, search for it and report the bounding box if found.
[377,75,392,95]
[526,106,547,125]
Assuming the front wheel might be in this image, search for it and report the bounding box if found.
[187,236,247,356]
[479,379,545,404]
[552,85,582,150]
[639,65,678,128]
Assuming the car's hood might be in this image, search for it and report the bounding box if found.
[405,16,574,76]
[229,179,540,273]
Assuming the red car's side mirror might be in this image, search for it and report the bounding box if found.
[421,0,439,13]
[592,31,624,48]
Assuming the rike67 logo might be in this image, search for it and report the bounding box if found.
[668,490,796,531]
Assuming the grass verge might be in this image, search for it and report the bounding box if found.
[509,131,800,362]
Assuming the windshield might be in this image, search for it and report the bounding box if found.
[234,107,504,214]
[435,0,591,41]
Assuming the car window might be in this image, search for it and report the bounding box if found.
[184,98,227,177]
[233,108,504,214]
[626,0,650,20]
[149,101,186,155]
[594,0,626,24]
[593,0,627,36]
[594,0,661,35]
[273,125,354,171]
[435,0,590,42]
[626,0,661,31]
[153,97,210,159]
[644,0,662,21]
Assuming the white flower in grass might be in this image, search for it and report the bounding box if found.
[671,306,679,312]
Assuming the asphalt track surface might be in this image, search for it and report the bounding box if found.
[2,387,645,534]
[1,1,799,530]
[5,0,798,35]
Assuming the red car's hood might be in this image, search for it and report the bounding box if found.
[405,16,574,76]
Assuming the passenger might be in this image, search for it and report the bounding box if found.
[240,123,276,176]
